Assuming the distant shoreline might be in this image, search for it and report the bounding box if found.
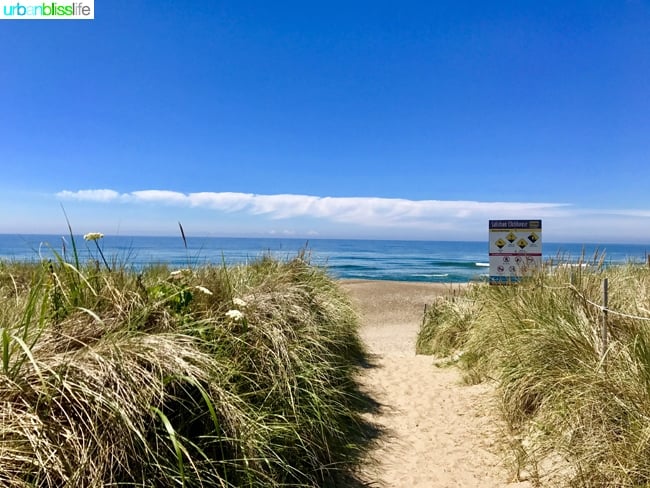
[338,278,468,297]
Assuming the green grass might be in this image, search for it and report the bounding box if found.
[417,258,650,487]
[0,250,376,487]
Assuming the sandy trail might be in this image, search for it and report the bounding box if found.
[341,280,530,488]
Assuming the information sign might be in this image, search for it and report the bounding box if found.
[489,220,542,284]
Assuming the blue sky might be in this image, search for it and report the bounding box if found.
[2,1,649,242]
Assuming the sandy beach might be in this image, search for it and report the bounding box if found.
[340,280,531,488]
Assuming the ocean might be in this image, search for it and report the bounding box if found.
[0,234,647,283]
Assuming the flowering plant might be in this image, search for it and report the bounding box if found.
[84,232,110,271]
[225,309,245,321]
[83,232,104,242]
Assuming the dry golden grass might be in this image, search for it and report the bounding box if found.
[0,252,374,487]
[418,259,650,487]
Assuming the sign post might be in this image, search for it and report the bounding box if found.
[489,220,542,284]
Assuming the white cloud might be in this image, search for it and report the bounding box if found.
[56,189,121,202]
[188,192,254,211]
[57,189,568,226]
[55,188,650,241]
[130,190,190,205]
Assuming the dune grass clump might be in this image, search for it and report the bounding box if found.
[417,258,650,486]
[416,294,479,358]
[0,246,373,487]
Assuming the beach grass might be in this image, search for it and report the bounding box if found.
[0,247,375,487]
[417,258,650,486]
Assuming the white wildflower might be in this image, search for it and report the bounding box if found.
[225,309,245,321]
[195,286,213,295]
[232,297,247,308]
[83,232,104,241]
[169,269,191,280]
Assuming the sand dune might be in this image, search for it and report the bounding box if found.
[341,280,531,488]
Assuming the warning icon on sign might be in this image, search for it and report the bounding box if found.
[528,232,539,243]
[517,239,528,250]
[495,238,506,249]
[506,232,517,243]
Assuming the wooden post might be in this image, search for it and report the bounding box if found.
[601,278,608,360]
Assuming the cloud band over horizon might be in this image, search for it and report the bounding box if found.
[53,188,650,242]
[56,189,570,226]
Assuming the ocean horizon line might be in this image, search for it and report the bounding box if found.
[1,232,648,248]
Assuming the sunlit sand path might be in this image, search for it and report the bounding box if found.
[341,280,532,488]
